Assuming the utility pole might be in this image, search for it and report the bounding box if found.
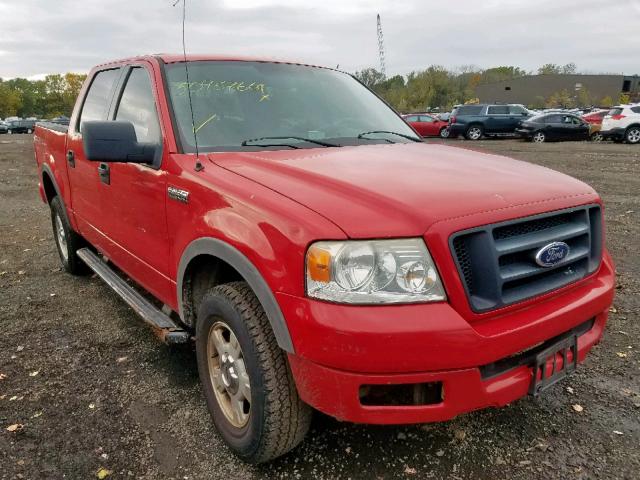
[377,14,386,79]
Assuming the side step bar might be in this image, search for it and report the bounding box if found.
[77,248,190,345]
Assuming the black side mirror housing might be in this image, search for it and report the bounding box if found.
[81,121,156,163]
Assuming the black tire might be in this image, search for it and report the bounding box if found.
[624,126,640,144]
[439,126,450,138]
[196,282,311,463]
[465,124,483,140]
[49,196,89,275]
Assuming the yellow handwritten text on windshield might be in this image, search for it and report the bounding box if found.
[174,80,271,102]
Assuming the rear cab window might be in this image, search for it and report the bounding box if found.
[77,68,121,132]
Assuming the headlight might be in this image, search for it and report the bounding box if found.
[305,239,446,304]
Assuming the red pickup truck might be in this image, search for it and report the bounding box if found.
[34,55,615,463]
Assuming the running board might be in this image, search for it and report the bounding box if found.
[76,248,190,345]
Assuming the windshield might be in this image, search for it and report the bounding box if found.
[164,61,418,151]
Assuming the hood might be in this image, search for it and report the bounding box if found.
[211,143,597,238]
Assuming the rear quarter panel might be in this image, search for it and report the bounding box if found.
[33,125,74,224]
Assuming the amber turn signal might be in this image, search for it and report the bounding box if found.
[307,245,332,283]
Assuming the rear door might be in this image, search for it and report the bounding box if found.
[67,67,122,239]
[97,63,172,302]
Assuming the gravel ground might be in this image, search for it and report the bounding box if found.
[0,135,638,479]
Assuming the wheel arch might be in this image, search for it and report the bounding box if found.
[41,163,61,204]
[177,237,294,353]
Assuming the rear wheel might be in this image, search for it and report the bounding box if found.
[465,125,483,140]
[196,282,311,463]
[439,127,450,138]
[590,132,604,142]
[532,131,546,143]
[625,126,640,144]
[49,196,89,275]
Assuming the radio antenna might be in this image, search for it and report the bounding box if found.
[174,0,203,171]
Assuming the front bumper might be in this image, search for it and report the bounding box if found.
[282,252,614,424]
[515,128,534,138]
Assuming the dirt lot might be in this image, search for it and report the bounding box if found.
[1,135,638,479]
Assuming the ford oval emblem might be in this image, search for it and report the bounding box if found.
[535,242,570,267]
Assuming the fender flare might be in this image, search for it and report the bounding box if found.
[177,237,294,353]
[41,163,62,201]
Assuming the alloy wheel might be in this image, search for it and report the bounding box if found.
[532,132,546,143]
[467,127,482,140]
[626,128,640,144]
[55,214,68,262]
[207,320,252,428]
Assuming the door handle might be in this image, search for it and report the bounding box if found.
[66,150,75,168]
[97,163,110,185]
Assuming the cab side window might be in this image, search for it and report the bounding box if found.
[115,68,161,144]
[78,68,121,131]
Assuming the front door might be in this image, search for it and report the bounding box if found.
[485,105,511,133]
[97,64,173,303]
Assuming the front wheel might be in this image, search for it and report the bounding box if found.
[625,126,640,144]
[465,125,483,140]
[532,131,546,143]
[439,127,450,138]
[196,282,312,464]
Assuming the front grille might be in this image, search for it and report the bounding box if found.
[451,205,603,312]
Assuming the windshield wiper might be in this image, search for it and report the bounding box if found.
[357,130,421,142]
[241,136,338,148]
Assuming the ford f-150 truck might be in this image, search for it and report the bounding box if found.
[33,55,615,464]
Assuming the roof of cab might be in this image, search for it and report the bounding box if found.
[95,54,328,70]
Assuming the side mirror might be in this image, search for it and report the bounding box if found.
[81,121,156,163]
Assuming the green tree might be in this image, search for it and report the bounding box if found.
[0,80,22,118]
[619,93,630,104]
[601,96,614,107]
[546,89,575,108]
[538,63,562,75]
[354,68,385,88]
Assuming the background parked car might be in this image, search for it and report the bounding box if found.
[402,113,450,137]
[7,119,36,134]
[601,104,640,144]
[0,121,8,134]
[582,109,608,141]
[448,104,531,140]
[516,113,591,143]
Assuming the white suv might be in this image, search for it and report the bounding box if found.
[601,104,640,144]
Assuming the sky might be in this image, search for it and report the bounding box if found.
[1,0,639,79]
